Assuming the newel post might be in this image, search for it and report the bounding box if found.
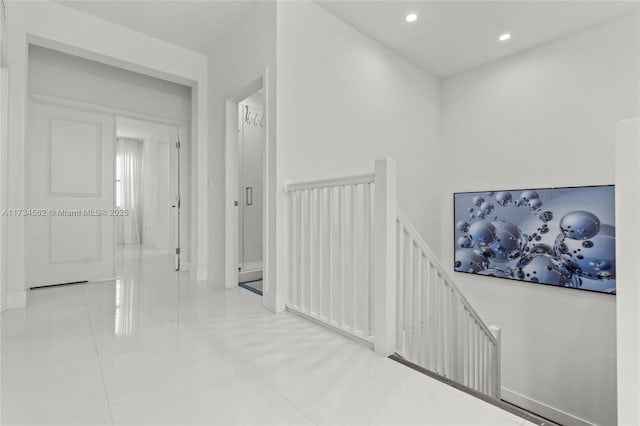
[373,158,397,356]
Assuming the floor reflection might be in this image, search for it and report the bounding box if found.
[114,279,134,335]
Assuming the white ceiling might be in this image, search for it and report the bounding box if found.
[58,1,639,78]
[58,0,263,54]
[318,1,640,78]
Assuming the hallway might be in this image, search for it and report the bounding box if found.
[1,247,532,425]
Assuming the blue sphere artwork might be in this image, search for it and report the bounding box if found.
[454,185,616,295]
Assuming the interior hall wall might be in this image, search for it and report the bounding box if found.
[275,1,442,273]
[29,45,191,123]
[0,3,7,311]
[615,117,640,426]
[440,14,640,426]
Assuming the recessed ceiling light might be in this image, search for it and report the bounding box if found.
[498,33,512,42]
[406,13,418,23]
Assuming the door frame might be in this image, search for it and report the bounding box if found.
[1,1,208,310]
[113,118,186,269]
[225,77,264,290]
[25,96,191,285]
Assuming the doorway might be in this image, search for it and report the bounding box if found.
[3,8,209,310]
[114,117,185,275]
[237,90,265,296]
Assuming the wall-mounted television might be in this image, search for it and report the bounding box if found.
[453,185,615,295]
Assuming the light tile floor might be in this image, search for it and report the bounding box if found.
[1,245,535,425]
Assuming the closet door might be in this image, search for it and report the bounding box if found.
[26,101,115,287]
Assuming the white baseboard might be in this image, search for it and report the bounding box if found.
[193,267,207,281]
[6,291,27,309]
[501,387,597,426]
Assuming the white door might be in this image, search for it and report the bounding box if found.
[26,101,115,287]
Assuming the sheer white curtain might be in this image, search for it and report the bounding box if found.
[116,138,143,244]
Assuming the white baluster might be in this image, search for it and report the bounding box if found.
[475,322,481,392]
[422,258,431,369]
[463,311,469,387]
[480,333,488,393]
[362,183,371,336]
[480,328,485,393]
[396,222,405,353]
[300,190,308,312]
[352,184,360,334]
[292,190,297,308]
[309,188,316,314]
[405,237,413,358]
[438,276,445,375]
[456,301,465,383]
[338,185,345,327]
[327,187,334,324]
[414,249,423,363]
[368,184,374,336]
[490,325,502,399]
[314,188,321,316]
[429,262,437,372]
[471,322,477,391]
[443,283,450,377]
[296,190,303,309]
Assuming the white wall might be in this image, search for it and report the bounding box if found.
[29,45,191,123]
[0,0,6,67]
[0,1,7,313]
[441,15,640,426]
[206,2,276,301]
[615,117,640,426]
[275,2,442,294]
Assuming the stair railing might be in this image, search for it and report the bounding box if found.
[396,208,502,399]
[284,172,376,344]
[284,158,501,399]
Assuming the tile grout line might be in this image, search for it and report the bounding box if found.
[294,414,318,426]
[81,286,116,426]
[229,310,396,421]
[194,316,311,422]
[250,370,310,424]
[218,333,311,422]
[297,356,396,421]
[179,305,310,424]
